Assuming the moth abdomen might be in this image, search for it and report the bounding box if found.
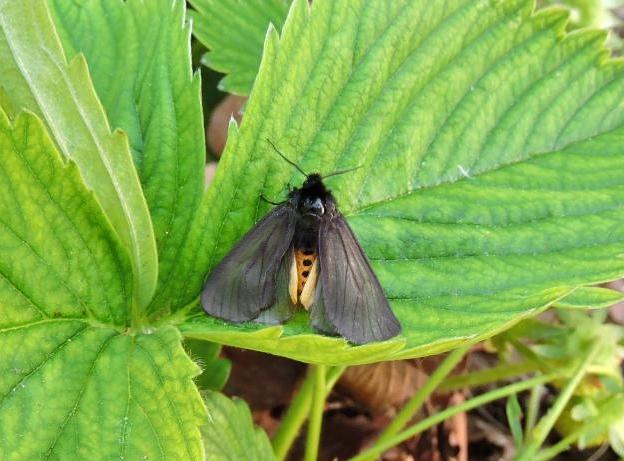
[295,248,317,294]
[288,216,320,308]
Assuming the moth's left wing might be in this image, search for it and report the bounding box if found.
[255,246,296,324]
[316,214,401,344]
[201,204,296,322]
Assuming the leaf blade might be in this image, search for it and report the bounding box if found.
[180,0,624,363]
[189,0,291,94]
[202,391,276,461]
[47,0,206,316]
[0,110,204,459]
[554,286,624,309]
[0,325,205,460]
[0,0,158,311]
[0,110,132,326]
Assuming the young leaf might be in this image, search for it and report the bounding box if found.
[47,0,206,316]
[554,286,624,309]
[0,0,158,311]
[180,0,624,364]
[189,0,290,95]
[202,391,276,461]
[185,339,232,391]
[0,110,205,459]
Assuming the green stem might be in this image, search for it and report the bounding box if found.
[524,383,543,436]
[304,364,327,461]
[509,338,550,370]
[349,373,558,461]
[534,421,605,461]
[533,395,624,461]
[514,342,600,461]
[377,345,470,446]
[439,360,539,392]
[272,365,346,461]
[273,369,315,461]
[326,365,347,389]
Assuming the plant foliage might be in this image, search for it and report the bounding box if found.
[0,0,623,458]
[183,0,624,363]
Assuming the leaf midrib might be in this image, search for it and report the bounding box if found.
[371,235,624,263]
[44,333,116,460]
[348,123,624,216]
[0,325,89,409]
[357,196,623,227]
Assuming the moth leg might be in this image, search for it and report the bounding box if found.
[260,194,285,206]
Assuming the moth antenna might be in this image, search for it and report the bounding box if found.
[321,165,362,179]
[266,138,308,177]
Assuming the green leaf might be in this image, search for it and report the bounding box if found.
[185,339,231,391]
[506,394,524,446]
[189,0,290,95]
[541,0,606,29]
[182,312,405,366]
[554,286,624,309]
[0,110,132,326]
[0,324,205,460]
[0,110,205,459]
[202,391,276,461]
[47,0,206,316]
[0,0,158,311]
[179,0,624,364]
[610,413,624,457]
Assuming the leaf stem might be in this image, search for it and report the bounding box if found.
[326,365,347,389]
[304,364,326,461]
[376,345,470,446]
[273,372,313,460]
[349,372,558,461]
[514,341,600,461]
[524,383,543,436]
[439,360,539,392]
[273,365,345,461]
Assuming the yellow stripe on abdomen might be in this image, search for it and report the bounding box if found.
[288,249,319,309]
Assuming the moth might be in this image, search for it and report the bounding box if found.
[201,144,401,345]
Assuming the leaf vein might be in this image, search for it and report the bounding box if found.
[43,333,117,460]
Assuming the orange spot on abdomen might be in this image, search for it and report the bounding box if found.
[295,249,317,295]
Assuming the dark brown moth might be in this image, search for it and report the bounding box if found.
[201,146,401,345]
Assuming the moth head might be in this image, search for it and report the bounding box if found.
[300,196,325,216]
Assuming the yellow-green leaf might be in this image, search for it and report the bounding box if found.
[0,0,157,311]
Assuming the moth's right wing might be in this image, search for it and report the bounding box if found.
[316,214,401,344]
[201,204,296,322]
